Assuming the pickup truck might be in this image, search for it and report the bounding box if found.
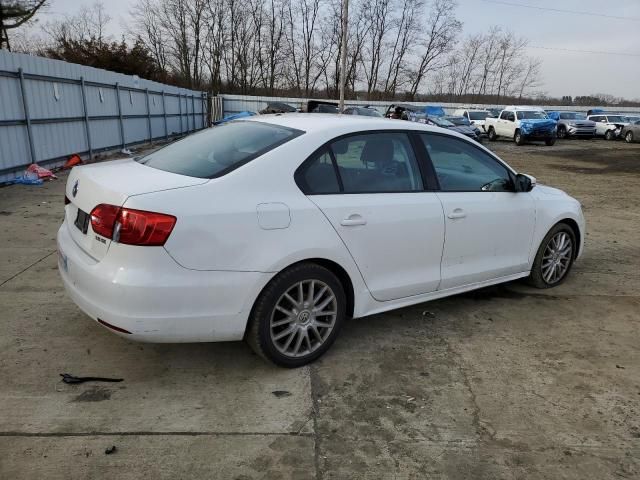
[485,106,557,146]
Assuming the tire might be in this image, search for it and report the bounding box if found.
[246,262,346,367]
[514,130,525,146]
[557,126,567,139]
[605,129,616,141]
[488,127,497,141]
[626,131,634,143]
[528,223,576,289]
[545,136,556,146]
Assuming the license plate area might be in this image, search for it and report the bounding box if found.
[74,208,90,234]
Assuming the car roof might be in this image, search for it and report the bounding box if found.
[504,106,545,111]
[244,112,468,137]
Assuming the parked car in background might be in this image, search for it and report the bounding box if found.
[621,120,640,143]
[546,111,596,139]
[260,102,297,114]
[343,106,383,117]
[587,114,630,140]
[384,104,446,120]
[624,115,640,123]
[427,116,480,142]
[58,115,584,366]
[486,108,503,118]
[445,115,483,139]
[485,106,557,146]
[306,100,340,113]
[453,108,491,132]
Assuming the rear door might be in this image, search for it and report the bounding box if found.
[296,131,445,302]
[419,133,536,289]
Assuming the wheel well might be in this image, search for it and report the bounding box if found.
[557,219,581,259]
[304,258,355,318]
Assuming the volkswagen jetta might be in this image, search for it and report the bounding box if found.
[57,114,585,367]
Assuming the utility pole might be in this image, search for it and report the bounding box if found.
[338,0,349,113]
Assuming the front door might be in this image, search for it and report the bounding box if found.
[296,131,445,301]
[418,133,536,290]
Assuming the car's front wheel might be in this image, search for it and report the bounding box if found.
[605,129,616,141]
[488,127,497,141]
[557,126,567,139]
[626,131,634,143]
[528,223,576,289]
[246,263,346,367]
[514,130,525,146]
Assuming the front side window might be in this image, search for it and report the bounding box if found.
[500,111,510,120]
[421,134,513,192]
[468,111,488,121]
[330,132,423,193]
[138,121,302,178]
[606,115,625,123]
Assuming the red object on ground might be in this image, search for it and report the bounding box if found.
[26,163,57,179]
[64,154,83,169]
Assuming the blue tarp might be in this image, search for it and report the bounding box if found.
[425,106,446,117]
[214,111,256,125]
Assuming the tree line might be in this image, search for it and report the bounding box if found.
[5,0,639,106]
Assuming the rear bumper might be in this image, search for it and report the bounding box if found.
[57,223,271,343]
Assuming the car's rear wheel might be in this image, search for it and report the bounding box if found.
[605,129,616,141]
[488,127,497,141]
[246,263,346,367]
[626,131,634,143]
[528,223,576,289]
[514,130,525,146]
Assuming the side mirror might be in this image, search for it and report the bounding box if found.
[515,173,536,192]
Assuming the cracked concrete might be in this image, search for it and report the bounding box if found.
[1,139,639,479]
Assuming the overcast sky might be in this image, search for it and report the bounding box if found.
[36,0,640,99]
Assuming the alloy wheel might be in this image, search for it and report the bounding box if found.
[541,232,573,284]
[626,131,633,143]
[269,280,338,358]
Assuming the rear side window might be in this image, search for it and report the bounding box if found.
[138,121,303,178]
[296,132,423,194]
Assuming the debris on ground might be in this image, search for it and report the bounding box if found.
[121,148,133,155]
[104,446,117,455]
[64,154,83,169]
[26,163,57,179]
[60,373,124,384]
[422,311,436,318]
[272,390,292,398]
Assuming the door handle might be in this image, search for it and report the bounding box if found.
[340,214,367,226]
[447,209,466,219]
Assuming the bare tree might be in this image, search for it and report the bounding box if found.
[0,0,47,50]
[408,0,461,99]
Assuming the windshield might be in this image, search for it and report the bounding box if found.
[516,111,548,120]
[607,115,626,122]
[468,111,488,120]
[138,121,303,178]
[445,116,470,126]
[559,112,586,120]
[430,116,455,127]
[358,108,382,117]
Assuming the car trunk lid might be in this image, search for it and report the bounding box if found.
[64,159,207,261]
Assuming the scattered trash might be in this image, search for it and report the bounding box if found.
[616,365,625,369]
[11,171,43,185]
[272,390,292,398]
[105,446,117,455]
[26,163,57,179]
[121,148,132,155]
[422,311,436,318]
[64,154,83,169]
[60,373,124,384]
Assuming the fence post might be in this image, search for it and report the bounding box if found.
[178,94,183,134]
[80,77,93,161]
[18,68,36,165]
[191,95,196,131]
[115,83,125,150]
[145,88,152,143]
[162,90,168,140]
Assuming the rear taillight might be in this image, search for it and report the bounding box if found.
[90,204,120,238]
[90,204,176,246]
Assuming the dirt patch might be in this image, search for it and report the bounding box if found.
[72,387,112,402]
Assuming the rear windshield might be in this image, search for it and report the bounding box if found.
[138,121,303,178]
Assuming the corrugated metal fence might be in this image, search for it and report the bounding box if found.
[218,93,640,118]
[0,51,208,184]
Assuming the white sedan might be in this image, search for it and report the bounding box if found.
[57,114,585,367]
